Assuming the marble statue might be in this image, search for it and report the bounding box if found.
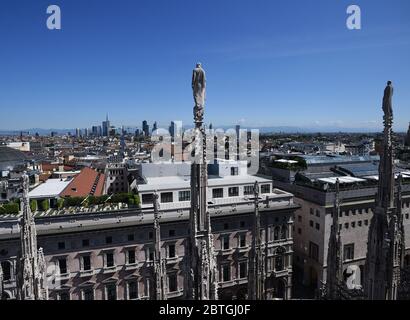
[192,63,206,124]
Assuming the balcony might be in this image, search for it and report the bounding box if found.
[166,289,184,299]
[102,265,117,274]
[218,248,235,256]
[79,269,94,277]
[124,263,139,271]
[166,256,182,265]
[57,272,71,281]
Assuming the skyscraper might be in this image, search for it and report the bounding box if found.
[102,114,110,137]
[142,120,149,137]
[152,121,158,133]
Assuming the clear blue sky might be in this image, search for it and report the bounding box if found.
[0,0,409,131]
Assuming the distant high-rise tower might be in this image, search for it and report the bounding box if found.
[365,81,405,300]
[16,173,47,300]
[142,120,150,137]
[152,122,158,133]
[102,114,110,137]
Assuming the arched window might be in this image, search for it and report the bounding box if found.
[281,225,287,239]
[1,261,11,281]
[275,247,286,271]
[274,227,280,241]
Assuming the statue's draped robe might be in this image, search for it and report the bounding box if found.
[383,84,393,118]
[192,67,206,107]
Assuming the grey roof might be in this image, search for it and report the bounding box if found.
[0,146,27,171]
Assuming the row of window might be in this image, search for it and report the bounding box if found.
[58,245,178,274]
[141,184,272,205]
[57,229,180,251]
[57,276,177,300]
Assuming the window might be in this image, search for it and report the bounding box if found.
[298,228,302,235]
[275,255,284,271]
[364,220,369,226]
[127,249,136,264]
[274,227,279,241]
[168,244,176,258]
[261,184,270,194]
[169,229,175,237]
[309,220,314,227]
[351,222,356,228]
[149,231,153,239]
[58,258,67,274]
[82,288,94,300]
[178,190,190,201]
[239,234,246,247]
[345,211,350,217]
[240,220,246,228]
[310,208,314,215]
[161,192,173,203]
[222,265,230,282]
[315,210,320,217]
[222,235,230,250]
[223,223,229,230]
[212,188,223,198]
[128,282,138,300]
[345,222,349,229]
[228,187,239,197]
[239,261,247,279]
[309,242,319,262]
[406,214,409,220]
[358,221,362,227]
[82,255,91,271]
[128,234,135,241]
[58,241,65,250]
[244,185,253,196]
[281,225,288,239]
[142,193,153,204]
[315,223,320,230]
[168,274,178,292]
[230,167,239,176]
[1,261,11,281]
[343,244,354,261]
[105,236,112,244]
[58,291,70,300]
[82,239,90,247]
[146,247,154,261]
[105,252,114,267]
[106,284,117,300]
[298,215,302,222]
[141,277,150,297]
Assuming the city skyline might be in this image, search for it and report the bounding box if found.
[1,0,410,131]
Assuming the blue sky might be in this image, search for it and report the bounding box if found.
[0,0,409,131]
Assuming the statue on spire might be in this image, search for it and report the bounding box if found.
[192,62,206,125]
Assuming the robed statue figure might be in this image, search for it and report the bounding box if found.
[192,63,206,124]
[382,81,393,119]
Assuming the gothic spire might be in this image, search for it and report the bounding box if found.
[17,172,47,300]
[189,63,218,300]
[153,192,166,300]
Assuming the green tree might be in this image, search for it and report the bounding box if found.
[40,199,50,211]
[30,200,37,212]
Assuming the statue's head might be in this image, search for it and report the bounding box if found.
[196,62,202,68]
[387,80,392,86]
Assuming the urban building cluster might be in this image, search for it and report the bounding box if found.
[0,69,409,300]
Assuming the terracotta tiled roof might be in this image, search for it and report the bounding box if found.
[41,163,74,172]
[60,167,105,197]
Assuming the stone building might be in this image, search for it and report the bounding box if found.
[0,160,298,300]
[269,155,410,296]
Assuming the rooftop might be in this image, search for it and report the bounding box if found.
[28,178,72,199]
